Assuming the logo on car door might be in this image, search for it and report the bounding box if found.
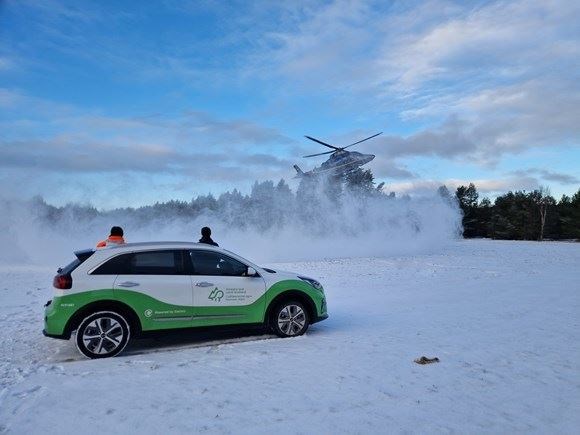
[208,287,224,302]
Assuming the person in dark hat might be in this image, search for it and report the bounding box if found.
[198,226,219,247]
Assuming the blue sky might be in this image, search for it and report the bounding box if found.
[0,0,579,208]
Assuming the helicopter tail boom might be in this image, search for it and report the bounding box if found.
[293,164,306,178]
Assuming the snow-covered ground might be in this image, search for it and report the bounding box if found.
[1,240,579,434]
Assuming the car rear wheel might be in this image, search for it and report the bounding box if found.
[75,311,130,359]
[271,300,309,337]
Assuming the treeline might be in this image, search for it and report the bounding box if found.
[28,166,579,241]
[29,169,389,233]
[447,183,580,240]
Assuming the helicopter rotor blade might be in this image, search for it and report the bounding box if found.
[303,150,336,158]
[304,135,341,150]
[342,132,383,149]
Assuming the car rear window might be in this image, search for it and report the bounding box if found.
[58,249,95,275]
[59,258,81,275]
[75,249,95,263]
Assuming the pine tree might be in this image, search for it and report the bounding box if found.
[345,168,375,192]
[455,183,479,237]
[477,197,492,237]
[559,189,580,239]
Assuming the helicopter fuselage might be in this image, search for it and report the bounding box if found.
[296,151,375,178]
[294,132,381,178]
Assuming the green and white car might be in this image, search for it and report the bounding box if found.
[43,242,328,359]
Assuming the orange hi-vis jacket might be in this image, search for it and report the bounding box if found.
[96,235,126,248]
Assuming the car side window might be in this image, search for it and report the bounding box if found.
[131,251,181,275]
[92,250,183,275]
[189,250,247,276]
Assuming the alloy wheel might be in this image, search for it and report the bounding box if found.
[82,316,125,355]
[277,304,306,336]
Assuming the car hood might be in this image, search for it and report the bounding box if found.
[261,268,301,280]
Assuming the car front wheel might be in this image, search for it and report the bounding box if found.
[75,311,130,359]
[271,301,309,337]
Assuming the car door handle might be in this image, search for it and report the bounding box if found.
[195,282,214,287]
[118,281,140,288]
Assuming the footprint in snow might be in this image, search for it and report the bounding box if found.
[12,385,42,398]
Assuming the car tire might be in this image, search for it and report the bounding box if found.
[75,311,131,359]
[271,300,310,338]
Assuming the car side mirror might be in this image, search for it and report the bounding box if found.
[247,266,258,277]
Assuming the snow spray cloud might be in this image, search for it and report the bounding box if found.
[0,178,462,266]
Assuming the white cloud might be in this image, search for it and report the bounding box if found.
[378,0,574,90]
[0,90,296,181]
[232,0,580,168]
[2,0,579,202]
[511,168,580,185]
[391,79,580,163]
[386,175,540,196]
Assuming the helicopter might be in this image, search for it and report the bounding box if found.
[293,132,382,178]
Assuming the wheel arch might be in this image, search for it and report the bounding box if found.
[64,300,142,338]
[265,290,316,326]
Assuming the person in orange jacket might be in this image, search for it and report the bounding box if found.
[97,226,126,248]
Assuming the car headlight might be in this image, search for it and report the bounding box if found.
[298,276,323,291]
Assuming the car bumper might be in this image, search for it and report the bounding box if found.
[42,329,69,340]
[313,313,329,324]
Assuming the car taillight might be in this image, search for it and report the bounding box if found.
[53,274,72,289]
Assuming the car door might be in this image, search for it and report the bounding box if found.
[110,249,193,330]
[188,249,266,327]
